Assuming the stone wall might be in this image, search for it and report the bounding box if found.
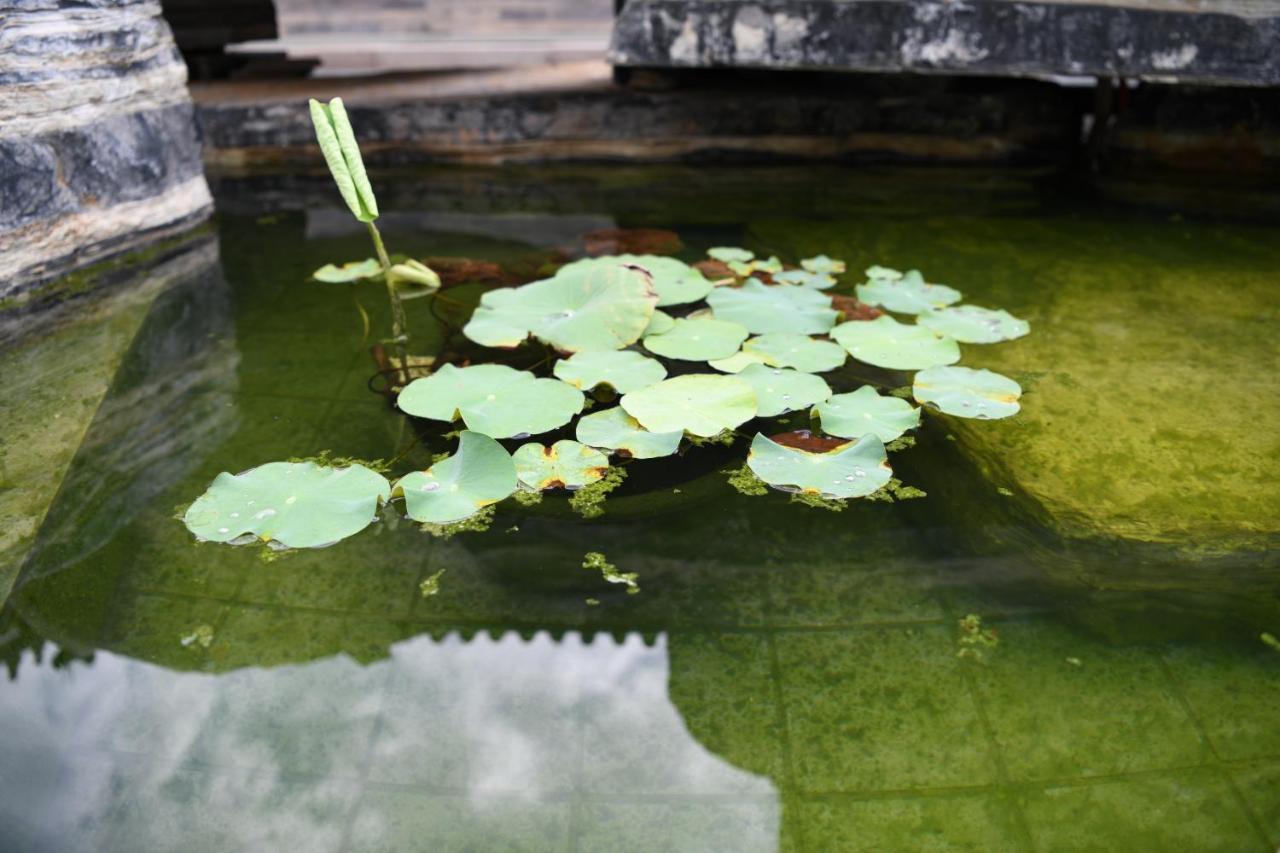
[0,0,213,304]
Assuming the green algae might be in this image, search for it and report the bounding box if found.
[419,569,447,598]
[568,466,628,519]
[726,464,769,497]
[419,504,496,539]
[789,492,847,512]
[511,488,544,507]
[583,550,639,594]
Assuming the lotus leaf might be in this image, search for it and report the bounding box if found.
[463,262,657,352]
[708,350,768,373]
[313,259,381,283]
[309,97,378,222]
[748,433,891,499]
[866,265,903,281]
[621,374,757,437]
[513,440,609,490]
[856,270,962,315]
[575,406,683,459]
[772,269,836,289]
[741,333,847,373]
[831,315,960,370]
[389,259,441,289]
[917,305,1030,343]
[813,385,921,441]
[708,247,753,263]
[553,350,667,393]
[801,255,846,274]
[913,366,1022,419]
[728,256,783,277]
[183,461,390,548]
[643,317,749,361]
[644,309,675,336]
[394,431,517,523]
[736,363,832,417]
[560,255,712,307]
[398,364,584,438]
[706,279,840,335]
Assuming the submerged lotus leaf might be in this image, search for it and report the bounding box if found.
[706,279,840,335]
[397,364,584,438]
[801,255,846,274]
[561,254,712,307]
[183,461,390,548]
[772,269,836,289]
[814,385,921,441]
[831,315,960,370]
[736,363,832,417]
[463,262,657,352]
[394,431,516,523]
[513,440,609,490]
[917,305,1030,343]
[643,317,749,361]
[643,308,675,336]
[741,333,847,373]
[553,350,667,393]
[708,247,753,263]
[312,259,381,283]
[621,374,757,437]
[575,407,683,459]
[748,433,891,499]
[913,365,1022,420]
[856,270,962,315]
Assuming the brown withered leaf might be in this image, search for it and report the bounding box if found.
[830,294,882,322]
[693,259,735,283]
[768,429,851,453]
[583,228,684,257]
[423,257,514,288]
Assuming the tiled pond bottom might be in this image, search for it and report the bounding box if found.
[2,166,1278,851]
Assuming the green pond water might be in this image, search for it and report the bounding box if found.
[2,166,1279,852]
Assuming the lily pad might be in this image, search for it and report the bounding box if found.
[706,279,840,335]
[463,262,657,352]
[708,351,769,373]
[183,461,390,548]
[394,431,517,523]
[398,364,584,439]
[917,305,1030,343]
[728,256,783,277]
[741,333,847,373]
[772,269,836,289]
[312,259,381,283]
[865,265,903,281]
[813,385,921,441]
[708,247,753,263]
[643,309,675,337]
[801,255,846,274]
[513,440,609,490]
[643,317,749,361]
[856,270,962,315]
[748,433,891,499]
[621,374,757,437]
[736,363,832,417]
[913,366,1022,420]
[553,350,667,393]
[560,255,713,307]
[575,407,683,459]
[831,315,960,370]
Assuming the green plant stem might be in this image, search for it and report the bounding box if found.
[366,221,410,379]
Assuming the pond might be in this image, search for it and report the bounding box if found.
[2,164,1278,851]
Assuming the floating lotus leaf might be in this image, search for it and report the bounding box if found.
[312,259,381,283]
[728,256,783,277]
[183,461,390,548]
[865,265,903,281]
[394,431,516,523]
[801,255,846,274]
[560,255,713,307]
[553,350,667,393]
[813,385,921,441]
[736,363,832,417]
[621,374,757,437]
[463,262,657,352]
[747,433,891,499]
[706,279,840,335]
[913,366,1022,420]
[576,406,683,459]
[708,351,768,373]
[398,364,584,438]
[741,333,847,373]
[708,247,753,263]
[856,270,962,315]
[772,269,836,289]
[917,305,1030,343]
[643,317,749,361]
[643,309,675,336]
[831,315,960,370]
[513,440,609,490]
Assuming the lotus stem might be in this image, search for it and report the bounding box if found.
[366,221,410,383]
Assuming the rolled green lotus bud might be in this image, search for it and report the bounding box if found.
[309,97,379,222]
[390,259,441,290]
